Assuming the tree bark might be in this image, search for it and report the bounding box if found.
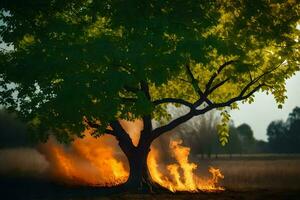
[117,138,164,193]
[112,119,163,192]
[124,146,155,192]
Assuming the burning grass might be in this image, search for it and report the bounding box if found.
[1,150,300,199]
[32,120,224,192]
[40,133,224,192]
[40,134,129,186]
[148,140,224,192]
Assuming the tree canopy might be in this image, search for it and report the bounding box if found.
[0,0,299,144]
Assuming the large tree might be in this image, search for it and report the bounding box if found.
[0,0,299,191]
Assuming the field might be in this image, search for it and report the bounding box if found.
[197,154,300,190]
[1,154,300,200]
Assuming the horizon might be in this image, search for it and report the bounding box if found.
[231,71,300,141]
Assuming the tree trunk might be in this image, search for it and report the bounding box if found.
[115,132,162,192]
[111,116,166,193]
[124,146,157,192]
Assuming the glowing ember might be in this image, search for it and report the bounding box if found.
[41,123,224,192]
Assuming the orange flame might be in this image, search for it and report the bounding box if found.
[41,122,224,192]
[41,134,128,186]
[148,140,224,192]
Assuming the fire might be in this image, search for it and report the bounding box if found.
[148,140,224,192]
[41,134,128,186]
[41,122,224,192]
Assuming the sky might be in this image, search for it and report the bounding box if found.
[231,71,300,141]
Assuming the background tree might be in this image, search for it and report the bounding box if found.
[267,107,300,153]
[254,140,269,153]
[267,120,289,153]
[287,107,300,153]
[287,107,300,124]
[0,0,299,191]
[223,125,243,156]
[237,123,255,153]
[0,110,30,148]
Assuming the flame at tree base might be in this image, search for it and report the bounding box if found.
[41,133,224,192]
[148,140,224,192]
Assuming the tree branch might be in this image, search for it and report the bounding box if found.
[208,78,230,94]
[197,83,264,113]
[110,120,135,150]
[140,80,151,100]
[151,61,283,141]
[138,114,153,148]
[151,83,264,141]
[151,110,195,141]
[83,117,115,135]
[177,78,190,83]
[193,77,230,108]
[152,98,194,108]
[204,60,235,94]
[185,63,213,105]
[239,62,282,97]
[83,117,135,150]
[151,62,234,118]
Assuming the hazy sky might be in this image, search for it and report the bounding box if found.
[231,71,300,141]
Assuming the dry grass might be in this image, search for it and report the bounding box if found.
[196,155,300,190]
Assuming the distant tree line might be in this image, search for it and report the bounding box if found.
[1,107,300,156]
[267,107,300,153]
[175,106,300,157]
[176,115,268,158]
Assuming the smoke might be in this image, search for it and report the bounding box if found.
[0,148,49,176]
[0,111,50,177]
[0,110,129,184]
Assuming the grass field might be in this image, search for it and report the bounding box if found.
[195,154,300,190]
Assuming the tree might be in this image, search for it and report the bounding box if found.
[267,120,289,153]
[0,110,30,148]
[237,123,255,153]
[267,107,300,153]
[254,140,269,153]
[288,107,300,153]
[225,125,242,156]
[287,107,300,123]
[0,0,299,192]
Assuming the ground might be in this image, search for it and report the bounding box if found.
[109,190,300,200]
[1,181,299,200]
